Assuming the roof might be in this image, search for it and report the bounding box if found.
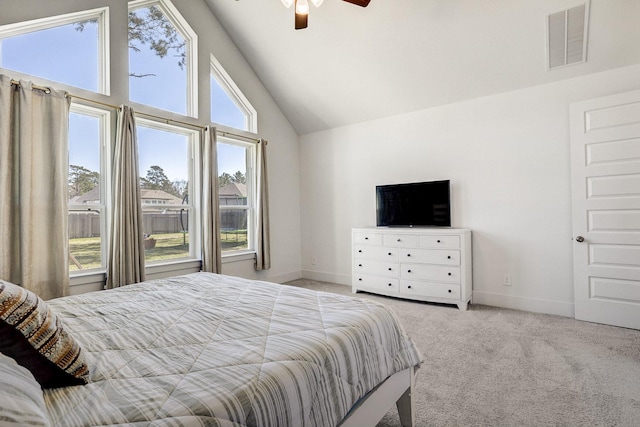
[219,182,247,198]
[71,188,184,204]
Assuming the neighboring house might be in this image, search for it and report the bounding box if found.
[219,182,246,206]
[139,189,184,210]
[72,188,184,210]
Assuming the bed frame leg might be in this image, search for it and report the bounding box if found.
[396,366,416,427]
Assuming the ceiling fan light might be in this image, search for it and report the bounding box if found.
[311,0,324,7]
[296,0,310,15]
[281,0,294,8]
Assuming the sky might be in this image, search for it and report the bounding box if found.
[1,11,248,182]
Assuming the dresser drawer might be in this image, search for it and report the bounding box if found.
[401,281,460,299]
[354,260,399,278]
[400,264,460,283]
[353,232,383,245]
[419,235,460,249]
[354,245,399,262]
[399,248,460,265]
[383,234,419,247]
[353,275,399,292]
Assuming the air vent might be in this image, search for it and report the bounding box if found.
[547,2,589,69]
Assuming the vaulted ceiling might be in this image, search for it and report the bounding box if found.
[204,0,640,135]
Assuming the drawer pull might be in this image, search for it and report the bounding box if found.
[407,285,412,289]
[448,289,452,293]
[358,278,362,281]
[407,269,412,273]
[388,267,392,271]
[388,252,392,256]
[358,250,362,253]
[388,283,392,287]
[447,256,451,259]
[448,272,452,276]
[437,239,441,243]
[365,237,369,240]
[358,264,362,267]
[407,253,411,257]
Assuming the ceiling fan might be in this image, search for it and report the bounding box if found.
[281,0,371,30]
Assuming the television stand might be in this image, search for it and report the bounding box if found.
[352,227,472,310]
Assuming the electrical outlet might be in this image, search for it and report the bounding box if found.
[311,257,317,265]
[503,274,512,286]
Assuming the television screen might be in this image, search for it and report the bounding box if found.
[376,180,451,227]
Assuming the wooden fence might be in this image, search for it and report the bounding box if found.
[69,210,246,239]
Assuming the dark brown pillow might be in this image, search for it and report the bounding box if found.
[0,280,89,389]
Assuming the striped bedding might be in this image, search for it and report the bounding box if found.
[43,272,422,427]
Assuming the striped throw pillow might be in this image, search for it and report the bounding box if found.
[0,280,89,389]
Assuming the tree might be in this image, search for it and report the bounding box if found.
[219,172,233,187]
[172,179,188,199]
[232,171,246,184]
[127,5,186,77]
[75,5,186,78]
[141,165,173,192]
[140,165,187,199]
[69,165,99,198]
[219,171,246,187]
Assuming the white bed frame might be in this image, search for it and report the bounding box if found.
[339,365,418,427]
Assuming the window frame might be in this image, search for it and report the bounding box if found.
[135,116,200,265]
[68,103,111,275]
[0,7,110,95]
[211,54,257,133]
[218,136,257,256]
[128,0,198,118]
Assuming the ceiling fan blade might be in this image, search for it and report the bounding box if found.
[295,12,308,30]
[343,0,371,6]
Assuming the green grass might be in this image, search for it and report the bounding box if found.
[69,230,248,271]
[69,236,102,271]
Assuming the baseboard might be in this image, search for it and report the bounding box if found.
[473,291,575,318]
[301,269,351,286]
[268,270,303,284]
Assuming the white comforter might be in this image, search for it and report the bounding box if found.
[44,273,422,427]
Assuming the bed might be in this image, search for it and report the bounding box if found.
[0,272,423,427]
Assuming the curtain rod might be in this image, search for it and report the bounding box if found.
[8,80,263,144]
[10,79,51,94]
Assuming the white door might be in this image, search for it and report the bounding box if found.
[570,89,640,330]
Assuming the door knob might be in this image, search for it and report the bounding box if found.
[575,236,585,242]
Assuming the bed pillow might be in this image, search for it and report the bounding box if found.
[0,352,51,426]
[0,280,89,389]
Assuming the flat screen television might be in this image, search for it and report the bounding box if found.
[376,180,451,227]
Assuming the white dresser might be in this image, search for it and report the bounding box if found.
[352,227,472,310]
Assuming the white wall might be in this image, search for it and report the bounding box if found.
[299,64,640,317]
[0,0,302,290]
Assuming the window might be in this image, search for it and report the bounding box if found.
[218,138,256,253]
[137,119,197,263]
[211,55,257,132]
[0,8,108,93]
[68,105,110,273]
[2,3,264,285]
[128,0,197,116]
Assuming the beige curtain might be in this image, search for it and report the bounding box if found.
[255,139,271,270]
[201,126,221,273]
[106,105,145,289]
[0,75,70,300]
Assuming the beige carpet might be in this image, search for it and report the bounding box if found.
[285,279,640,427]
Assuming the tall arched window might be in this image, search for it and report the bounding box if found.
[211,54,257,132]
[128,0,198,116]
